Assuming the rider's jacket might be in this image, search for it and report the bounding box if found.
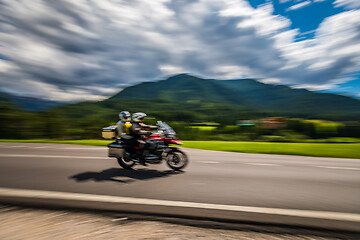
[139,122,159,130]
[117,120,133,139]
[129,122,151,139]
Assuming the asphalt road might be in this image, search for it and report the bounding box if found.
[0,142,359,231]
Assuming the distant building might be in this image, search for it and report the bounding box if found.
[258,117,287,129]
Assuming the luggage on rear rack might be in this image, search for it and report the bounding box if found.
[102,125,118,140]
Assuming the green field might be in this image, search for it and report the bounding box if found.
[189,126,218,131]
[182,141,360,159]
[1,139,359,159]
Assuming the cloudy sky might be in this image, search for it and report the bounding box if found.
[0,0,359,101]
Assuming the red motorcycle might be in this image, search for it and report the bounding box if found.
[107,122,188,170]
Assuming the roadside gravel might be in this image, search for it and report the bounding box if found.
[0,205,358,240]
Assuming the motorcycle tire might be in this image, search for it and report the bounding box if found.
[117,156,135,169]
[166,149,188,171]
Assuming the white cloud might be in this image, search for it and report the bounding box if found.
[222,2,291,36]
[273,10,360,87]
[1,79,111,101]
[213,65,252,79]
[297,29,316,36]
[307,60,335,70]
[159,65,186,75]
[286,1,312,11]
[0,0,359,101]
[334,0,360,9]
[259,78,281,84]
[62,22,97,38]
[0,60,19,72]
[292,84,334,91]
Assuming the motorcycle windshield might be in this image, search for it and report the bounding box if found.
[158,122,176,135]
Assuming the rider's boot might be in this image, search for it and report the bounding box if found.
[140,149,149,166]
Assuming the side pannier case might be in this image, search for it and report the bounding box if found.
[102,125,118,140]
[108,142,124,158]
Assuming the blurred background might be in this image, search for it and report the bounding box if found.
[0,0,359,143]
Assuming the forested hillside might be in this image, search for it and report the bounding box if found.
[112,74,360,119]
[1,74,359,140]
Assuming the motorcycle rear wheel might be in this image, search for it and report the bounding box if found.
[166,149,188,171]
[117,152,135,169]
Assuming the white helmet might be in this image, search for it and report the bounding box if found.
[119,111,131,122]
[132,112,147,122]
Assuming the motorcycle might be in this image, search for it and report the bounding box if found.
[106,122,188,170]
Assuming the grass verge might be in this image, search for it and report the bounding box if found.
[182,141,360,159]
[0,139,359,159]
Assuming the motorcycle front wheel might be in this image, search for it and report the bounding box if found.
[166,149,188,171]
[117,152,135,169]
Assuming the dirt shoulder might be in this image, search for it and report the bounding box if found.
[0,205,359,240]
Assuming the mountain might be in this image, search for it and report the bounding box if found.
[2,74,359,140]
[0,93,66,111]
[216,79,360,116]
[110,74,360,119]
[111,74,247,105]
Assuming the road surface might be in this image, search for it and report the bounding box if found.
[0,142,359,231]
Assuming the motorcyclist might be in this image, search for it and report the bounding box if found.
[130,112,158,165]
[117,111,134,152]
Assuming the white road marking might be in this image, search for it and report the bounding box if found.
[0,187,359,222]
[199,161,220,164]
[245,163,281,166]
[2,145,25,148]
[0,144,103,150]
[316,166,360,171]
[0,154,108,160]
[62,147,103,150]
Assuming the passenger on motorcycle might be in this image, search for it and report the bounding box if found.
[117,111,135,152]
[130,112,159,165]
